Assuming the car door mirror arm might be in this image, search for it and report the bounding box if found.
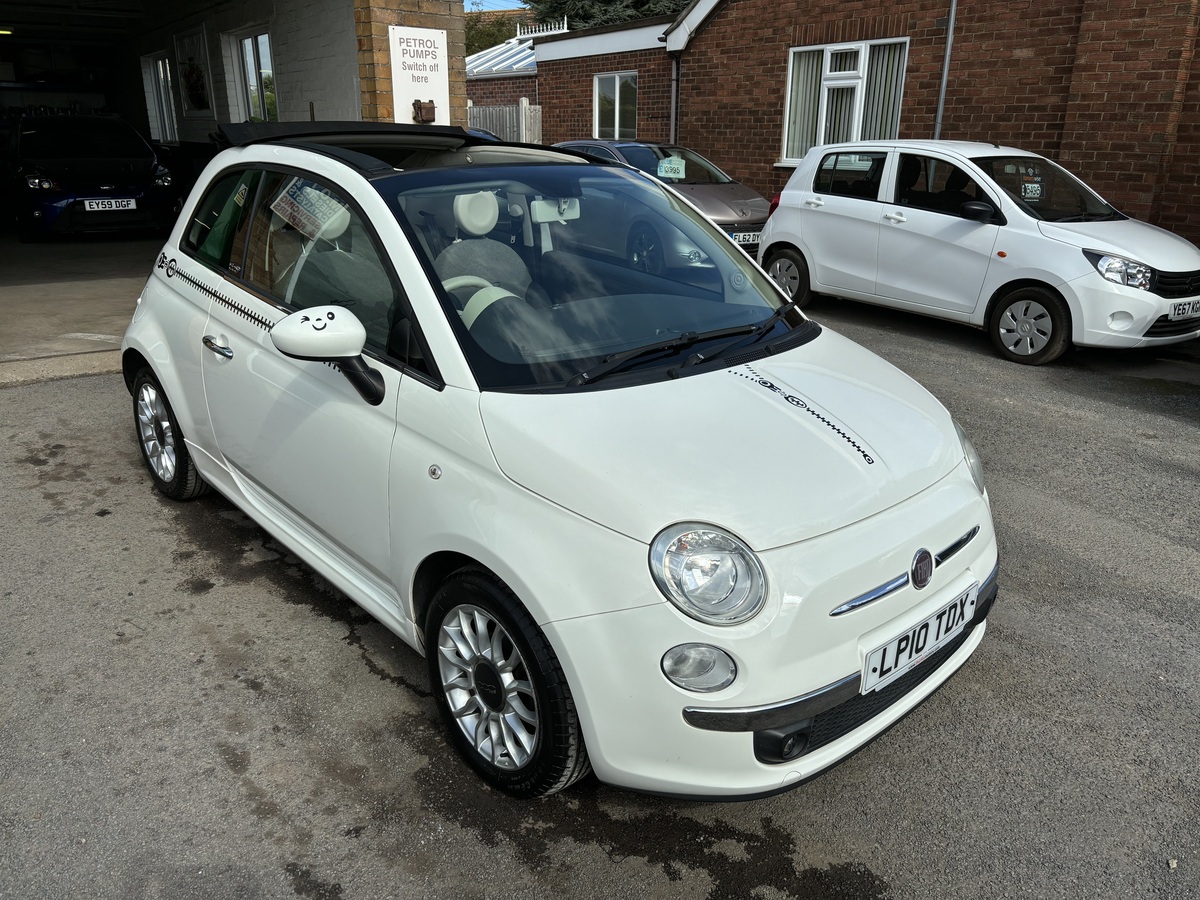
[337,355,386,406]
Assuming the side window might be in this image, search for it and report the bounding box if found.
[895,155,985,215]
[814,152,885,199]
[182,168,260,271]
[241,172,426,372]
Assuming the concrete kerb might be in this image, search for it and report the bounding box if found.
[0,350,123,388]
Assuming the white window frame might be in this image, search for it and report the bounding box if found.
[140,51,179,142]
[226,28,277,123]
[593,71,637,140]
[780,38,908,165]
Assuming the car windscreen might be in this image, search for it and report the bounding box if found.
[970,155,1123,222]
[619,146,733,185]
[379,164,802,391]
[16,118,152,160]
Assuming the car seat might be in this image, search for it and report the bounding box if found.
[434,191,532,298]
[937,169,975,213]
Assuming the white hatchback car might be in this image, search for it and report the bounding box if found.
[759,140,1200,364]
[122,123,999,799]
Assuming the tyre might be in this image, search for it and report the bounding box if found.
[426,568,591,798]
[132,367,209,500]
[764,247,812,307]
[988,286,1071,365]
[627,222,664,275]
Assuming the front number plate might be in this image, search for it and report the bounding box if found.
[1169,299,1200,321]
[729,231,761,245]
[862,583,979,693]
[84,198,137,211]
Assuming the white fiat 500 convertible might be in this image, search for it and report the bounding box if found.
[122,123,999,799]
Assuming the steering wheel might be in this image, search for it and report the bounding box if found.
[442,275,494,294]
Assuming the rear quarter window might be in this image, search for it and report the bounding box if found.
[182,168,260,271]
[814,152,886,200]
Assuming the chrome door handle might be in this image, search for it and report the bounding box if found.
[202,335,234,359]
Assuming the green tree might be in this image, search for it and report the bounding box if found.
[465,3,528,55]
[522,0,689,29]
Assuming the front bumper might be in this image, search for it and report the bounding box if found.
[688,566,998,768]
[546,464,998,799]
[1066,274,1200,348]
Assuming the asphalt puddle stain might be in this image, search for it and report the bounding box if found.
[398,719,891,900]
[167,484,891,900]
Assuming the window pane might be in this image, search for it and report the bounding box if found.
[828,48,859,73]
[241,37,262,121]
[785,49,821,158]
[244,174,396,354]
[617,74,637,140]
[256,34,277,122]
[824,85,855,143]
[184,169,260,270]
[596,75,616,139]
[862,42,904,141]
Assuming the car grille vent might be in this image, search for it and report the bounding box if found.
[1153,269,1200,299]
[1144,315,1200,338]
[801,624,974,757]
[724,322,822,367]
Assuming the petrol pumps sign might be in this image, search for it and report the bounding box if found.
[389,26,449,126]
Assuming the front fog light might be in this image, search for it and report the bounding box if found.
[662,643,737,692]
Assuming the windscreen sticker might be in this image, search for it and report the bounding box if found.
[1019,166,1044,203]
[731,365,875,465]
[270,178,346,241]
[657,157,685,179]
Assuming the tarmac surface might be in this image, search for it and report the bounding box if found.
[0,229,159,385]
[2,227,1199,899]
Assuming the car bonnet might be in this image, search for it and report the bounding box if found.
[478,329,963,550]
[669,182,770,225]
[1038,218,1200,270]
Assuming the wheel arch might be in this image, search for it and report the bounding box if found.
[411,550,481,639]
[761,239,808,267]
[982,279,1076,338]
[122,347,151,394]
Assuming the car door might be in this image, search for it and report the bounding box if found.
[200,167,407,605]
[798,150,886,296]
[873,152,1001,318]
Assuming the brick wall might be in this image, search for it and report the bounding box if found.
[354,0,466,125]
[668,0,1200,243]
[538,49,675,144]
[1160,30,1200,238]
[468,74,538,107]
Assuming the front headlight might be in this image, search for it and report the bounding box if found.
[649,523,766,625]
[1083,250,1153,291]
[25,174,59,190]
[153,166,173,187]
[954,420,987,497]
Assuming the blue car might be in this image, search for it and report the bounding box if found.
[5,116,179,242]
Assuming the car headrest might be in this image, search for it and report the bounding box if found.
[453,191,499,237]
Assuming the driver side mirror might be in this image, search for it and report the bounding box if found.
[271,306,385,406]
[960,201,996,223]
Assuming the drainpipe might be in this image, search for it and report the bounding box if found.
[669,52,680,144]
[933,0,957,140]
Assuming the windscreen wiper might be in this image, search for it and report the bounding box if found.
[566,324,757,387]
[675,301,799,370]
